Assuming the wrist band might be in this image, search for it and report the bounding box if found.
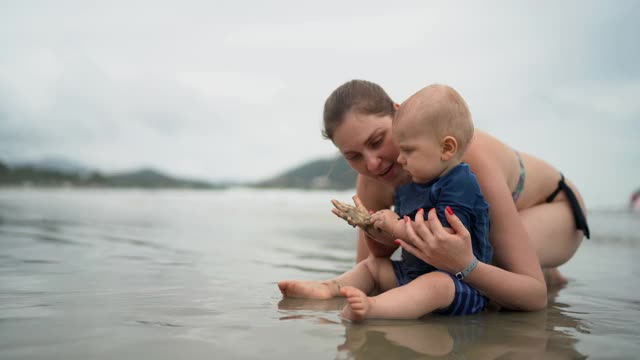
[455,256,478,281]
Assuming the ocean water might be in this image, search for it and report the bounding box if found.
[0,188,639,359]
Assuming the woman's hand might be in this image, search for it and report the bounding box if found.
[394,207,475,274]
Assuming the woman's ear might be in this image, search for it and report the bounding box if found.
[441,136,458,161]
[393,103,400,111]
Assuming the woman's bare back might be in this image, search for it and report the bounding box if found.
[468,130,586,211]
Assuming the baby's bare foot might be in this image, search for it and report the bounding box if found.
[340,286,372,321]
[278,280,335,299]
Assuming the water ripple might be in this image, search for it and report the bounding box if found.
[100,234,190,255]
[0,229,85,246]
[134,319,183,328]
[273,263,345,275]
[273,246,353,264]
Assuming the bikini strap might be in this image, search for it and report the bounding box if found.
[546,173,590,239]
[545,173,565,203]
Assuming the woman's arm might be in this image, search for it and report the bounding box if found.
[397,207,547,311]
[356,229,396,262]
[469,158,547,310]
[355,175,397,262]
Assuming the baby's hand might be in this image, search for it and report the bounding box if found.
[331,195,372,229]
[370,209,401,235]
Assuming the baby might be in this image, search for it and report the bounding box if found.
[278,84,492,320]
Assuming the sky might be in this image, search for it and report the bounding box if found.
[0,0,638,208]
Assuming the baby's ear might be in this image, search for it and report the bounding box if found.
[441,136,458,160]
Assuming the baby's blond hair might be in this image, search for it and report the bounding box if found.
[395,84,474,155]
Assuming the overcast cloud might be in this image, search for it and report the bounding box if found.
[1,0,638,207]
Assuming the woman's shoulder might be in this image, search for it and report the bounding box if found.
[356,175,395,210]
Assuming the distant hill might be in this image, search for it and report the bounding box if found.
[0,155,358,190]
[6,156,93,176]
[0,160,222,189]
[105,168,216,188]
[256,155,357,190]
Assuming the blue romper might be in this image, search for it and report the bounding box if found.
[391,163,493,316]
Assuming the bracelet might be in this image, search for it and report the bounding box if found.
[455,256,478,281]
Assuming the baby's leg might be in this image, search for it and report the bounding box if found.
[341,271,455,321]
[278,256,397,299]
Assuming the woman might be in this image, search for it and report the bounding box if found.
[323,80,589,310]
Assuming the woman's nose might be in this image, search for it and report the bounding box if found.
[365,153,381,173]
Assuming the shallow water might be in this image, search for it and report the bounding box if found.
[0,188,639,359]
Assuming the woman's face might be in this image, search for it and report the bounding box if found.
[332,111,410,188]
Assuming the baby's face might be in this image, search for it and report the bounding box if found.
[392,118,446,184]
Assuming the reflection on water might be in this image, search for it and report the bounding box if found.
[1,189,639,359]
[278,291,588,359]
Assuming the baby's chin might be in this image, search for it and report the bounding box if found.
[388,169,413,188]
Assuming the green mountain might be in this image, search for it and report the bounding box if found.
[7,157,92,175]
[0,160,222,189]
[0,156,358,190]
[100,168,220,188]
[256,155,357,190]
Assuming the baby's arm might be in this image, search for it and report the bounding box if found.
[370,210,405,245]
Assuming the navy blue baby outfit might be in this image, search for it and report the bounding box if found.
[392,163,493,315]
